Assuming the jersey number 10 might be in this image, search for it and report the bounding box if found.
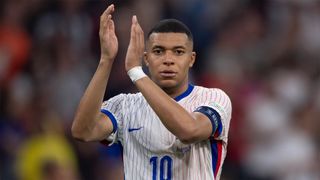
[150,155,172,180]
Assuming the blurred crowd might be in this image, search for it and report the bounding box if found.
[0,0,319,179]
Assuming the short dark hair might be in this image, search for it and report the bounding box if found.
[147,19,193,41]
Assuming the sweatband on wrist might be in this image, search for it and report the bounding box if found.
[127,66,147,83]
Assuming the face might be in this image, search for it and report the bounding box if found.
[144,32,196,93]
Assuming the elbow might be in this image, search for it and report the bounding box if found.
[71,126,84,141]
[179,135,197,144]
[177,128,199,144]
[71,124,90,142]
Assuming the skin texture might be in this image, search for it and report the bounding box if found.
[71,4,213,144]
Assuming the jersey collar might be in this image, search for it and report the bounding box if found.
[174,84,194,102]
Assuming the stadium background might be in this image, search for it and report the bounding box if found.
[0,0,319,179]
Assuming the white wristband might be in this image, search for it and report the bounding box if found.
[127,66,147,83]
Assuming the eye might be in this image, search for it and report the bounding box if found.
[175,49,185,55]
[152,48,164,55]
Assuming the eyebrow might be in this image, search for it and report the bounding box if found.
[152,45,186,50]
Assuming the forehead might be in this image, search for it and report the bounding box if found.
[147,33,192,49]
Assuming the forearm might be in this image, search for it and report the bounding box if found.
[71,60,113,140]
[135,77,198,142]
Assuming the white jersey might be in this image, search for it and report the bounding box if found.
[101,84,232,180]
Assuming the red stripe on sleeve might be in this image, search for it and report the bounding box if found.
[214,141,223,178]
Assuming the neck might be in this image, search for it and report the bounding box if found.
[162,82,189,99]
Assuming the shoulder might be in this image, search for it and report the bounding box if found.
[193,85,230,99]
[102,92,145,106]
[193,85,232,112]
[108,92,143,100]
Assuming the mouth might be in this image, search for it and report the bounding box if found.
[159,70,177,78]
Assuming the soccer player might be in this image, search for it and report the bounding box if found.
[71,4,232,180]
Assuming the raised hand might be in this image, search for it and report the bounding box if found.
[99,4,118,62]
[125,15,145,71]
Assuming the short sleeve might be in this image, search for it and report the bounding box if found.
[100,94,126,145]
[196,88,232,141]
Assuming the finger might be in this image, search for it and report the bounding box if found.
[100,4,114,25]
[134,16,141,50]
[100,4,114,26]
[101,14,110,34]
[133,16,144,52]
[133,15,140,40]
[135,16,144,49]
[132,15,137,24]
[106,14,112,28]
[108,16,115,32]
[130,16,137,43]
[102,4,115,17]
[99,15,107,36]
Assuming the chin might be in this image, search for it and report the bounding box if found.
[156,79,178,89]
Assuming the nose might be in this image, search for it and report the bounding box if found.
[163,51,174,66]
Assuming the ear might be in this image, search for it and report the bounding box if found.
[189,52,196,67]
[143,52,149,66]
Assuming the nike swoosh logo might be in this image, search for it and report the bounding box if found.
[128,127,143,132]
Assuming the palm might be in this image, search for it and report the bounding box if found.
[101,27,118,60]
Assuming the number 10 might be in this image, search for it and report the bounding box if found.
[150,155,172,180]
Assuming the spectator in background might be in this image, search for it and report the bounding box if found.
[31,0,95,122]
[16,118,80,180]
[0,0,31,87]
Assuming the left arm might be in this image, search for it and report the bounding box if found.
[125,16,213,144]
[136,77,213,144]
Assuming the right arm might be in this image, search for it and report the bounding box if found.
[71,4,118,142]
